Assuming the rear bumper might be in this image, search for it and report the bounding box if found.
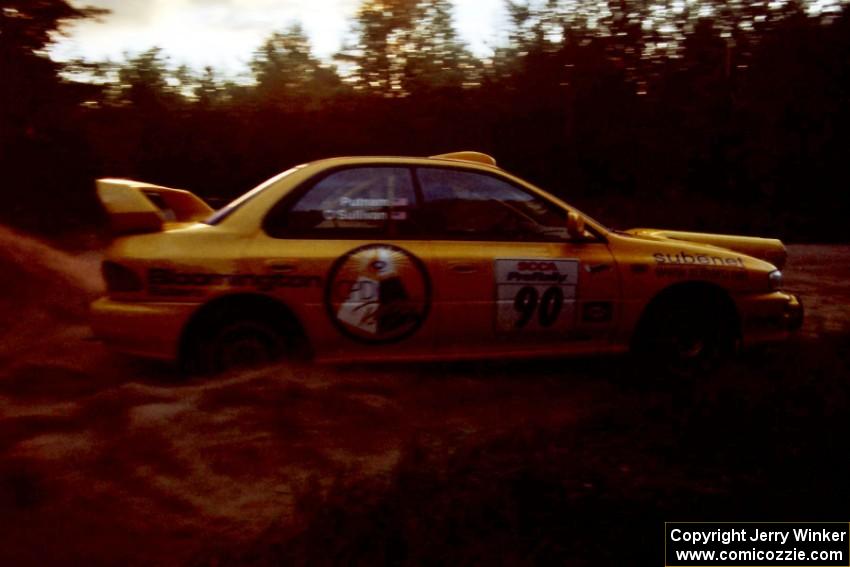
[739,292,804,346]
[90,297,198,361]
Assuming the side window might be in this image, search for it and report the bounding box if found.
[417,168,570,241]
[265,167,418,238]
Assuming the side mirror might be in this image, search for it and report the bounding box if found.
[567,211,586,240]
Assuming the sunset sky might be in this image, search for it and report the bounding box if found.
[51,0,508,76]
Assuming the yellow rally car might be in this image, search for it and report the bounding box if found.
[90,151,803,374]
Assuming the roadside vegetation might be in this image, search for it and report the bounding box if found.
[195,335,850,566]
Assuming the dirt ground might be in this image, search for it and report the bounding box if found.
[0,230,848,566]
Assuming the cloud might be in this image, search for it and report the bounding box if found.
[54,0,501,75]
[71,0,160,25]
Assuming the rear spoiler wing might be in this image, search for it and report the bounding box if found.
[96,178,214,235]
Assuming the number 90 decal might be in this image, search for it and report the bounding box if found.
[496,259,578,332]
[513,285,564,328]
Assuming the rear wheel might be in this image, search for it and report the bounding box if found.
[210,319,285,372]
[181,303,303,375]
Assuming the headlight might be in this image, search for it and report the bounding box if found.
[768,270,783,291]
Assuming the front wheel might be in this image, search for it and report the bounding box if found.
[633,297,736,378]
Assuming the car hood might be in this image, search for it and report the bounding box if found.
[624,228,787,269]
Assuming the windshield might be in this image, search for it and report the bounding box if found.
[205,165,304,225]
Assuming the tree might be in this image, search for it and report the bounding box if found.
[403,0,476,92]
[338,0,479,96]
[0,0,106,141]
[0,0,107,232]
[251,24,343,108]
[337,0,419,96]
[113,47,181,110]
[193,66,226,108]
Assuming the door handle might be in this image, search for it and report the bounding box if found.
[449,263,477,274]
[265,261,298,272]
[585,263,611,274]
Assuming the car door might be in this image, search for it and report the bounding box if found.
[416,166,620,357]
[244,165,436,361]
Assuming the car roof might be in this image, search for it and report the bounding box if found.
[304,151,500,171]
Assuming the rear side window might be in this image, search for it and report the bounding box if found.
[265,167,418,238]
[416,168,569,241]
[207,165,302,225]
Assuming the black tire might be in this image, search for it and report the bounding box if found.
[182,307,294,375]
[633,294,736,379]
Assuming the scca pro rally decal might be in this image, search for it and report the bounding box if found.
[325,244,431,344]
[495,259,578,332]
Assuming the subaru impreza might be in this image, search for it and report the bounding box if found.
[91,151,802,374]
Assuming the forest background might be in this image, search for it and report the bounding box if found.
[2,0,848,241]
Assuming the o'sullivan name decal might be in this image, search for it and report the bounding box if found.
[325,244,431,344]
[495,259,578,333]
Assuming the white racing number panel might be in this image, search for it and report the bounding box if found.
[495,259,579,333]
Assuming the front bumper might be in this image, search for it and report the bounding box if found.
[90,297,199,361]
[784,293,804,332]
[739,291,804,346]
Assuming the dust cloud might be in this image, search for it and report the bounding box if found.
[0,227,600,566]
